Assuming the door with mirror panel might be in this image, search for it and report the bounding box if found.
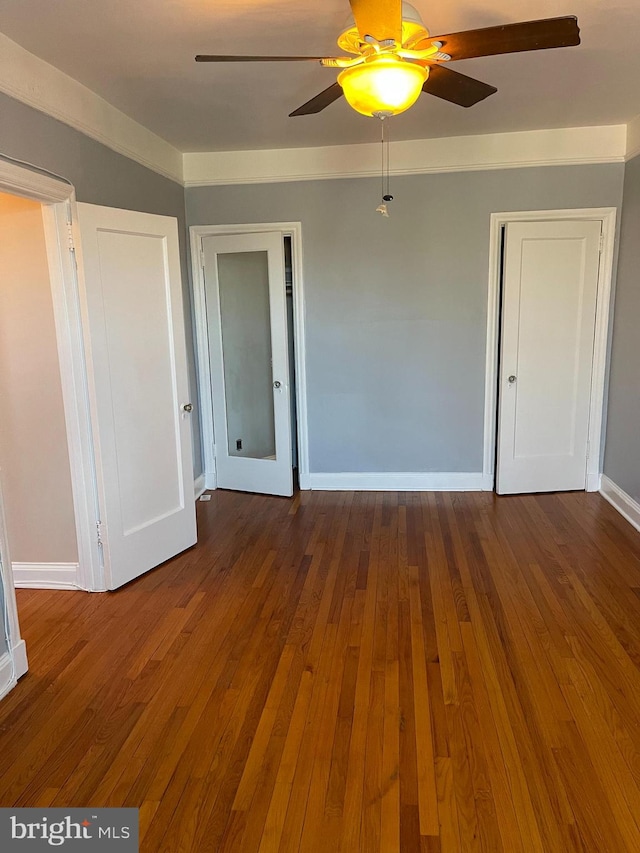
[202,231,293,497]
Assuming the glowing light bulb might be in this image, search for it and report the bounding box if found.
[338,56,428,118]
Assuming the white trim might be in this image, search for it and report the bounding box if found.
[12,562,81,590]
[483,207,617,493]
[625,115,640,162]
[0,652,16,700]
[299,471,311,491]
[190,222,310,492]
[600,475,640,534]
[0,161,103,592]
[0,32,183,184]
[190,226,217,494]
[0,641,28,699]
[587,472,602,493]
[42,203,104,591]
[308,472,489,491]
[0,480,19,643]
[0,159,71,202]
[0,27,634,188]
[0,469,27,693]
[194,474,206,499]
[183,125,626,187]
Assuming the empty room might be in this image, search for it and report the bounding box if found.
[0,1,639,851]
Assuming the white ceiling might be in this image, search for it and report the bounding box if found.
[0,0,638,153]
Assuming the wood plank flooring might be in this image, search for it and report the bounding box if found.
[2,490,640,851]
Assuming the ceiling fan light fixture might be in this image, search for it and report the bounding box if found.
[338,55,428,117]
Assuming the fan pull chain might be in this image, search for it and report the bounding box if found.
[381,118,385,202]
[376,116,393,217]
[385,118,391,200]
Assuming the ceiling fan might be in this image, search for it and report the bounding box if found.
[195,1,580,119]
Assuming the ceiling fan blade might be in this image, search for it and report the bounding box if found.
[195,55,327,62]
[348,0,402,43]
[422,65,497,108]
[289,83,344,116]
[428,16,580,62]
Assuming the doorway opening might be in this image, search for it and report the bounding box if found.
[0,191,80,589]
[0,161,102,597]
[483,208,617,495]
[0,156,102,694]
[190,222,309,497]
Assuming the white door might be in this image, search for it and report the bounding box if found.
[77,204,197,589]
[496,219,602,495]
[202,231,293,497]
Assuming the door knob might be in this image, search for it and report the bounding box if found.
[273,380,282,389]
[182,403,194,412]
[508,375,517,384]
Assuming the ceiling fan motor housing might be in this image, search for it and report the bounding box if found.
[338,1,429,54]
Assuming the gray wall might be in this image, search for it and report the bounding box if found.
[604,154,640,501]
[0,92,202,476]
[187,164,624,474]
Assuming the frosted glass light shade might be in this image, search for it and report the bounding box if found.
[338,56,428,117]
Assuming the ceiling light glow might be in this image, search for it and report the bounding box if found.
[338,56,428,117]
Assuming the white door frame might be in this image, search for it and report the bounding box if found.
[483,207,617,493]
[0,157,103,590]
[190,222,310,490]
[0,470,28,692]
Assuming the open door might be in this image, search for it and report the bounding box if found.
[77,204,197,589]
[202,231,293,497]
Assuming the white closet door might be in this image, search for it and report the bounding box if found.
[202,231,292,497]
[77,204,196,589]
[496,219,602,495]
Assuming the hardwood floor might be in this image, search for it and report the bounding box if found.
[2,490,640,851]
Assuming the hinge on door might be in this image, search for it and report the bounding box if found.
[200,247,205,269]
[586,440,590,461]
[96,521,104,546]
[66,219,77,270]
[599,233,604,254]
[65,201,75,252]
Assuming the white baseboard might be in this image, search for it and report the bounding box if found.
[0,639,28,700]
[194,473,206,499]
[12,562,80,590]
[600,475,640,534]
[307,472,487,491]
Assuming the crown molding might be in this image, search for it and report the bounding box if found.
[0,32,183,185]
[625,114,640,162]
[0,28,634,188]
[183,125,627,187]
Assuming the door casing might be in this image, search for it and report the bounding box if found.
[190,222,310,491]
[0,157,103,591]
[483,207,617,493]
